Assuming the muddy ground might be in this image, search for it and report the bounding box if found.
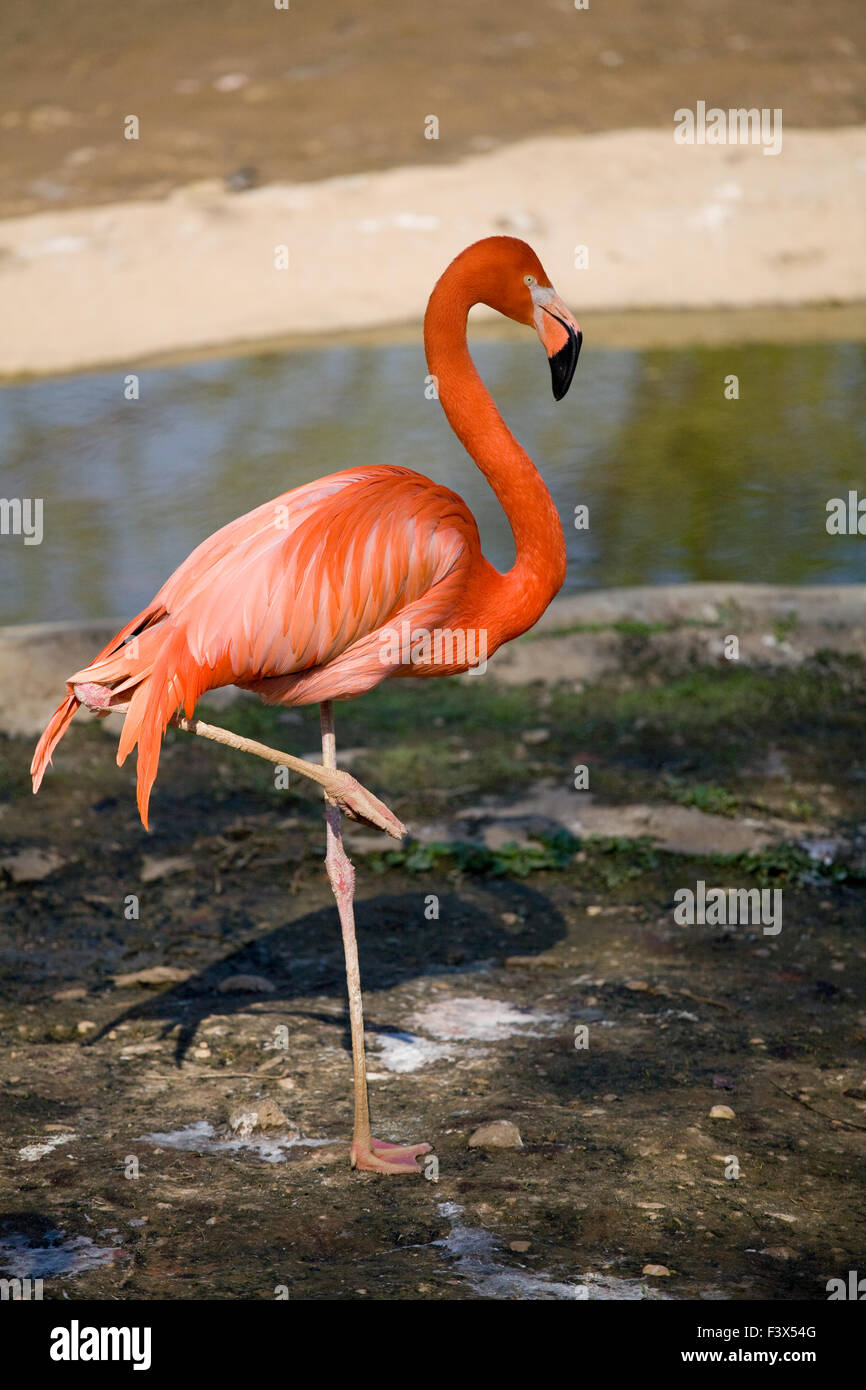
[1,0,864,220]
[1,626,865,1300]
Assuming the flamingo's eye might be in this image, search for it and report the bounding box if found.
[524,274,537,287]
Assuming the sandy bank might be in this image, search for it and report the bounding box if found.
[1,127,865,379]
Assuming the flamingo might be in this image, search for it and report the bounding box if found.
[31,236,581,1174]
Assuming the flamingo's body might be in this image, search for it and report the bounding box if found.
[31,236,581,1173]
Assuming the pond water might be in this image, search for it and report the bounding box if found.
[1,335,864,626]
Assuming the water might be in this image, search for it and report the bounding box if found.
[2,336,864,626]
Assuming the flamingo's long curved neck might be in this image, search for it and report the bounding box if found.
[424,264,567,639]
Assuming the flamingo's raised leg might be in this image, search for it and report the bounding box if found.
[320,700,432,1175]
[71,683,405,840]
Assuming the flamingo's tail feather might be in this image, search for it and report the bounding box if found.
[30,605,206,830]
[115,632,204,829]
[30,693,80,793]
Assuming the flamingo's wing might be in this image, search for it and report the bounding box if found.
[158,465,478,680]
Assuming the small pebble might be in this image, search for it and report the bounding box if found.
[709,1105,736,1120]
[140,855,194,883]
[468,1120,523,1149]
[113,966,191,988]
[218,974,276,994]
[213,73,248,92]
[0,848,65,883]
[225,165,257,193]
[229,1099,293,1136]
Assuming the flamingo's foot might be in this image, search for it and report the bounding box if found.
[73,682,131,716]
[351,1136,432,1174]
[328,771,406,842]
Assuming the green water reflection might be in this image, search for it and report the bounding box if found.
[1,336,863,625]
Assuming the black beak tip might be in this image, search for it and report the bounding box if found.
[549,327,582,401]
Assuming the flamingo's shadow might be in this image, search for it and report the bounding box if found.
[89,882,567,1063]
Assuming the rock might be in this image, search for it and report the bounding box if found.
[468,1120,523,1149]
[642,1264,672,1277]
[53,986,87,1001]
[709,1105,736,1120]
[213,72,249,93]
[521,728,550,744]
[759,1246,798,1260]
[229,1099,294,1137]
[217,974,276,994]
[140,855,194,883]
[422,776,821,858]
[509,1240,531,1252]
[118,1041,165,1057]
[113,966,191,988]
[481,825,534,852]
[225,166,258,193]
[0,848,66,882]
[76,1020,96,1034]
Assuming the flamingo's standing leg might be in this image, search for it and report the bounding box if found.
[319,700,432,1175]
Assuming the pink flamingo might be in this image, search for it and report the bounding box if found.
[31,236,581,1173]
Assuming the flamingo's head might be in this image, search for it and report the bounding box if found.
[456,236,582,401]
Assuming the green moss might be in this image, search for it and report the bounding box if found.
[367,830,579,879]
[711,843,866,888]
[662,776,740,816]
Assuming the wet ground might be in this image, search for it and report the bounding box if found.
[1,0,864,220]
[2,634,865,1300]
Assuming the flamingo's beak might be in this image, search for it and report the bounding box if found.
[531,287,582,401]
